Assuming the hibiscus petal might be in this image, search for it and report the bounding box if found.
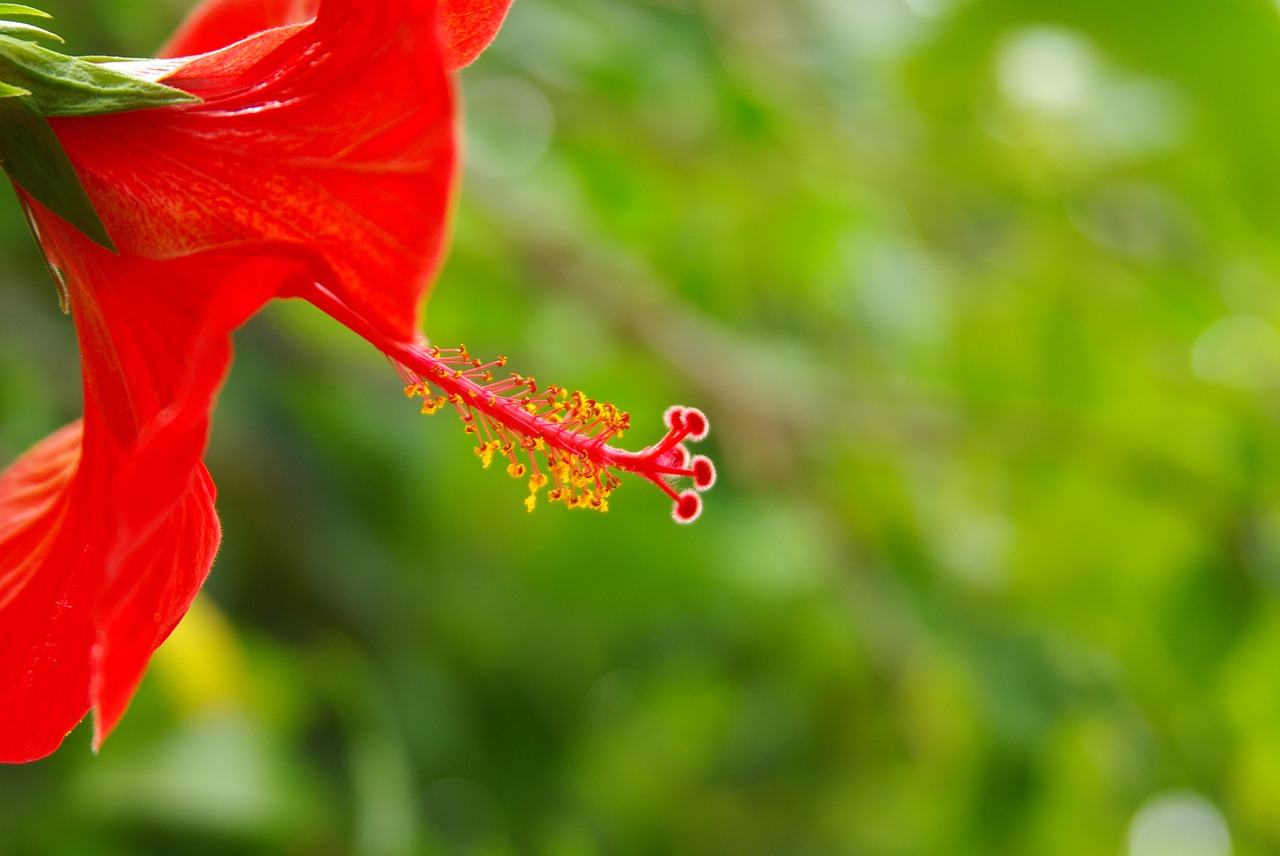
[439,0,512,70]
[0,204,317,760]
[0,422,91,763]
[0,412,222,762]
[159,0,316,59]
[89,456,220,749]
[161,0,510,71]
[2,0,482,760]
[50,0,455,341]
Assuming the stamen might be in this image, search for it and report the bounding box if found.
[303,284,715,523]
[392,343,715,521]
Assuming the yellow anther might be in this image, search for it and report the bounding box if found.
[524,472,548,513]
[474,440,499,468]
[507,461,526,478]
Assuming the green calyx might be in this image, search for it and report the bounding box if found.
[0,4,200,252]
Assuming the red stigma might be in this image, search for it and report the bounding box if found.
[691,456,716,489]
[680,408,709,441]
[673,491,702,524]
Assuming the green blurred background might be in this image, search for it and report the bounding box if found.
[3,0,1279,852]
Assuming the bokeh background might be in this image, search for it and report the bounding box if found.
[2,0,1280,853]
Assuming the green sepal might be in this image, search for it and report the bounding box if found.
[0,21,61,42]
[0,79,28,98]
[0,4,52,18]
[0,34,197,117]
[0,95,114,251]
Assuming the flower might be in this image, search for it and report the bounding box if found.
[0,0,714,764]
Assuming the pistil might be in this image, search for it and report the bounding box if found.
[307,283,716,521]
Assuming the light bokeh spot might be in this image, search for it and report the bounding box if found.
[1127,791,1232,856]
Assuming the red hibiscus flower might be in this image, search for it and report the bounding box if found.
[0,0,714,764]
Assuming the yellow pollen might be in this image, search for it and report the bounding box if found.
[474,440,499,468]
[524,473,548,512]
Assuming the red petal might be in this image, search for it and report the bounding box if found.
[0,203,315,760]
[3,0,477,759]
[159,0,317,58]
[0,423,90,763]
[51,0,456,341]
[160,0,508,71]
[0,413,222,763]
[89,460,220,749]
[440,0,513,70]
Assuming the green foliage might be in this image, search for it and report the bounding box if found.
[4,0,1280,853]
